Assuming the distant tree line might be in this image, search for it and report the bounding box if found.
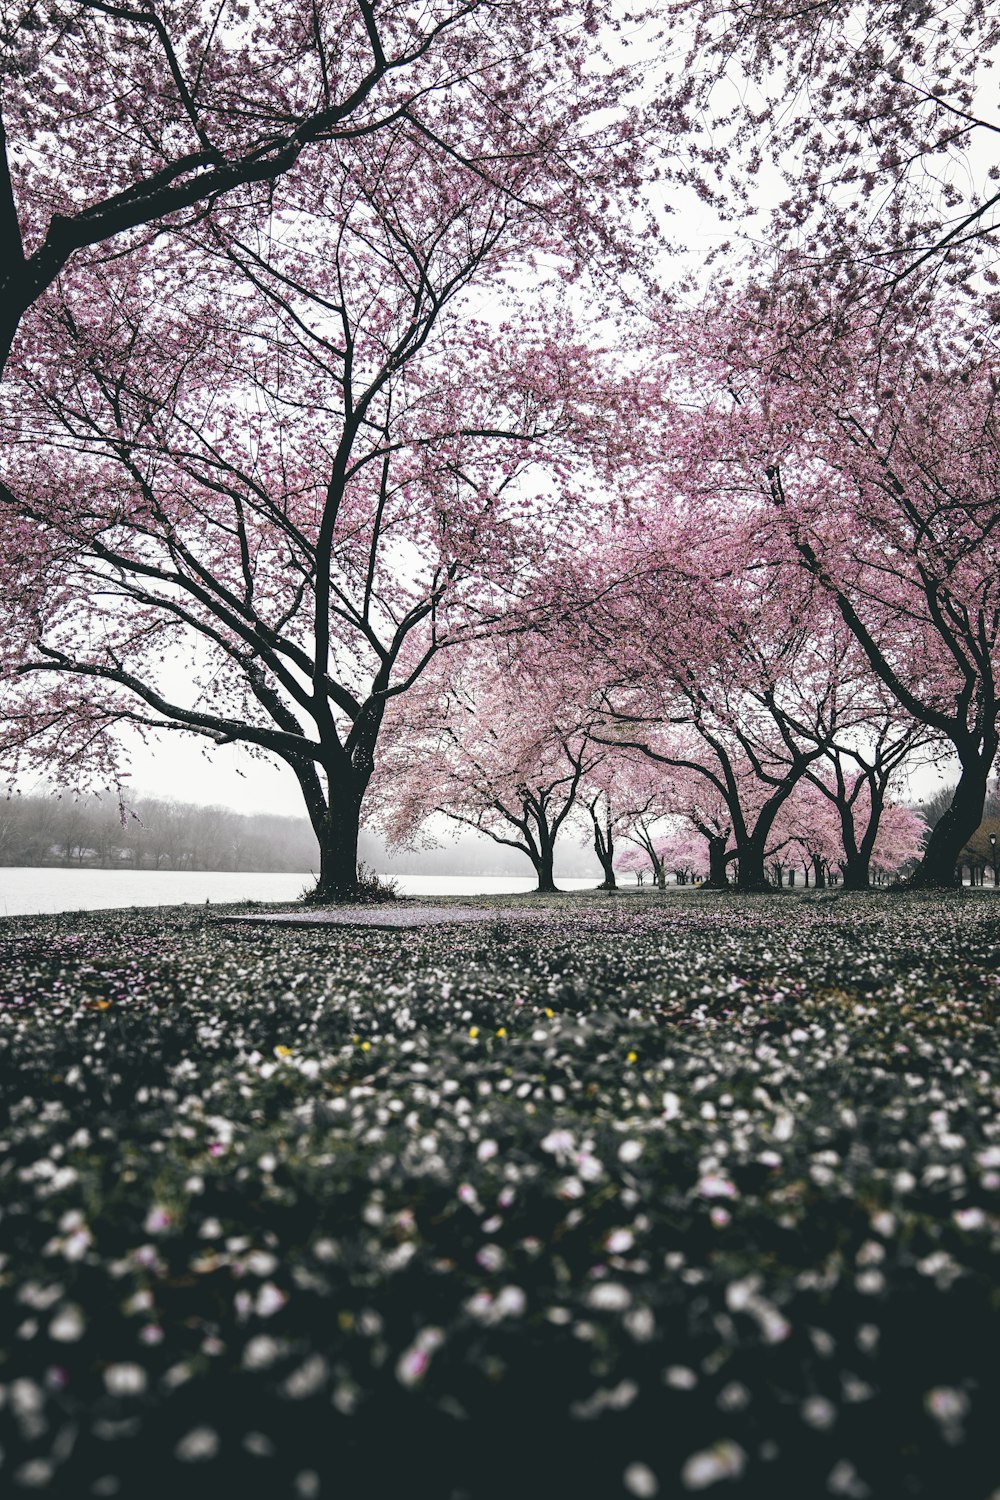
[0,793,319,873]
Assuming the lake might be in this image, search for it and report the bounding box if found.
[0,868,604,917]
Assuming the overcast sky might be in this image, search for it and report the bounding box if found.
[127,734,306,814]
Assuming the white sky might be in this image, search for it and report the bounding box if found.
[120,733,306,815]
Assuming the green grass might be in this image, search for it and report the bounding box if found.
[0,891,998,1499]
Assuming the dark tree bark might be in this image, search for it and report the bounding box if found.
[910,756,994,888]
[292,750,372,902]
[313,798,364,900]
[589,796,617,889]
[840,856,871,891]
[734,828,778,892]
[535,841,558,893]
[705,832,730,889]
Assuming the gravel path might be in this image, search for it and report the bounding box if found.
[217,903,499,929]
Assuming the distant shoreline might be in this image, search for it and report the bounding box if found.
[0,859,312,874]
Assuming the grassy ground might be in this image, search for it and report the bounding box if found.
[0,889,998,1499]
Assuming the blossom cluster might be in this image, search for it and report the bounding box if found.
[0,891,998,1498]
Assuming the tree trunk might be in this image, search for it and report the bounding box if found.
[534,845,558,893]
[591,808,617,889]
[908,758,993,888]
[841,856,870,891]
[735,836,772,892]
[813,859,826,890]
[702,834,730,889]
[310,796,363,901]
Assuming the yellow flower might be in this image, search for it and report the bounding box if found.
[496,1027,507,1039]
[360,1040,372,1052]
[626,1050,637,1064]
[468,1026,480,1039]
[544,1008,554,1019]
[274,1044,293,1058]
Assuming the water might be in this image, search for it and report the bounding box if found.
[0,868,603,917]
[0,868,314,917]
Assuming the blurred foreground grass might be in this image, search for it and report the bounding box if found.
[0,890,998,1499]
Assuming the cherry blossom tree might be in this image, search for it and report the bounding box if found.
[638,828,707,882]
[614,844,652,886]
[1,113,628,897]
[592,746,734,888]
[0,0,651,376]
[613,826,706,887]
[678,291,1000,885]
[868,801,926,882]
[671,0,1000,305]
[729,612,940,888]
[619,823,667,888]
[655,766,735,889]
[648,825,709,886]
[375,643,599,892]
[767,777,844,887]
[576,752,675,890]
[761,773,924,886]
[551,505,843,890]
[802,731,935,891]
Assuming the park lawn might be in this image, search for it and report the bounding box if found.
[0,890,998,1500]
